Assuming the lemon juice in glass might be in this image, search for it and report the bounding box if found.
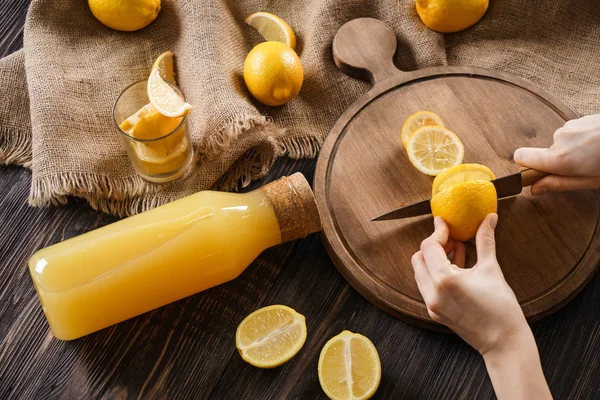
[113,80,193,183]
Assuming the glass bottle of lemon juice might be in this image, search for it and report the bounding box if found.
[29,173,321,340]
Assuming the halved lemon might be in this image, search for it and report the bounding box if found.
[236,305,307,368]
[318,331,381,400]
[401,111,444,149]
[432,163,495,197]
[151,51,176,84]
[407,126,464,176]
[245,12,297,50]
[147,68,193,118]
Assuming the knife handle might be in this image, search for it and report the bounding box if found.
[520,168,549,187]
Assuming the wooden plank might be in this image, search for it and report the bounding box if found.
[0,0,28,57]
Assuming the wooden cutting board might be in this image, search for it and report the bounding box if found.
[314,18,600,330]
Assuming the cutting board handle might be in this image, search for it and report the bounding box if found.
[332,18,402,86]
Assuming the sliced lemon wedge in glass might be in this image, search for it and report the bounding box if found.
[119,103,157,132]
[147,68,192,118]
[126,111,189,175]
[151,50,176,84]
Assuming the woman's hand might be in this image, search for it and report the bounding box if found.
[514,114,600,195]
[411,214,529,354]
[412,214,552,399]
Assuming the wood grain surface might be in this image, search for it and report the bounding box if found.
[316,18,600,329]
[1,5,599,400]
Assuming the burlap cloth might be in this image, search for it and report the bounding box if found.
[1,0,599,216]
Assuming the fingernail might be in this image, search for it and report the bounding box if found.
[490,213,498,229]
[513,149,524,164]
[531,186,547,196]
[434,216,441,227]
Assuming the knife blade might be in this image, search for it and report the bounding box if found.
[370,168,548,221]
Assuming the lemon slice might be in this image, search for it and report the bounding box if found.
[407,126,464,176]
[432,163,496,197]
[131,111,182,140]
[147,69,192,118]
[236,305,307,368]
[119,103,157,132]
[133,136,190,176]
[245,12,297,50]
[401,111,444,149]
[127,111,189,175]
[318,331,381,400]
[133,135,189,163]
[151,51,176,84]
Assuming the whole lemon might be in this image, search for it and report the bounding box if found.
[243,42,303,107]
[416,0,489,33]
[430,180,497,241]
[89,0,161,32]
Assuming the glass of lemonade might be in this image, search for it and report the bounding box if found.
[113,80,194,183]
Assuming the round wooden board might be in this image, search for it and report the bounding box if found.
[314,18,600,330]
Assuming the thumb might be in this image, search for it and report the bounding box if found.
[475,213,499,265]
[531,175,600,195]
[514,147,557,173]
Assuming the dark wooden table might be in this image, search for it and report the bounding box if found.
[1,2,599,399]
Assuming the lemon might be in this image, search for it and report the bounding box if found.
[432,163,495,197]
[236,305,307,368]
[151,51,176,85]
[318,331,381,400]
[407,126,464,176]
[416,0,489,33]
[245,12,297,50]
[401,111,444,149]
[431,179,497,241]
[147,68,193,117]
[243,42,303,106]
[88,0,161,32]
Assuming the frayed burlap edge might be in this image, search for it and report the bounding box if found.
[0,126,32,168]
[210,115,323,191]
[28,114,323,217]
[198,114,322,162]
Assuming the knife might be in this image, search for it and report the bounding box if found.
[370,168,549,221]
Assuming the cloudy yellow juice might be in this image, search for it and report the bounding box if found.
[29,189,283,340]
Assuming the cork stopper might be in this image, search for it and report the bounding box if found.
[261,173,322,243]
